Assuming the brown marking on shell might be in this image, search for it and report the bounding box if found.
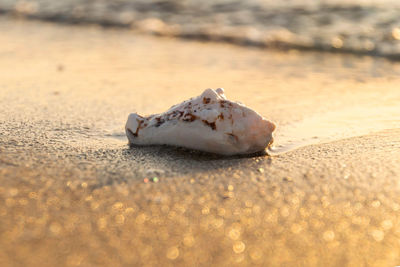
[127,128,136,138]
[170,111,177,118]
[220,100,227,108]
[218,113,224,120]
[182,113,197,122]
[155,117,165,127]
[167,110,185,120]
[129,119,143,137]
[202,120,216,130]
[203,97,211,104]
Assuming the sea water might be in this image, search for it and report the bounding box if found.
[2,0,400,58]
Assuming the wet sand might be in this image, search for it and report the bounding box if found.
[1,18,400,266]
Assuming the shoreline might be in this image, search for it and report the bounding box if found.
[2,13,400,61]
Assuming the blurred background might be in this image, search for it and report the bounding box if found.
[2,0,400,59]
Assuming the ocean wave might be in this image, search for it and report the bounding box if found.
[2,0,400,58]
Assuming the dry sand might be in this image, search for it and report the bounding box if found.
[1,18,400,266]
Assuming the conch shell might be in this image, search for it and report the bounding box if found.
[126,88,275,155]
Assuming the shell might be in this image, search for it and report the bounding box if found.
[125,88,275,155]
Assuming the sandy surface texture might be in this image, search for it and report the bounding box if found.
[1,18,400,266]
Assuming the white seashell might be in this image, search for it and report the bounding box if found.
[125,88,275,155]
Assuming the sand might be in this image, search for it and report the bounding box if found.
[1,18,400,266]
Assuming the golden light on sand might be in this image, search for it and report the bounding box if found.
[322,230,335,242]
[228,228,241,240]
[392,28,400,40]
[233,241,246,253]
[370,229,385,242]
[183,234,195,247]
[166,246,180,260]
[331,36,343,48]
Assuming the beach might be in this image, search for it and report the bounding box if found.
[1,18,400,266]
